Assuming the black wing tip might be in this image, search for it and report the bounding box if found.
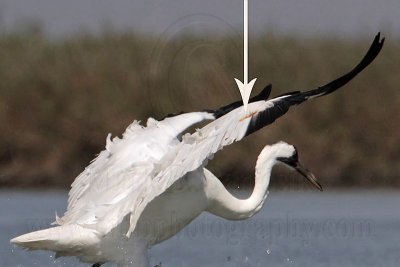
[240,32,385,138]
[364,32,385,62]
[356,32,384,71]
[248,32,387,131]
[257,84,272,100]
[375,32,385,45]
[375,32,385,47]
[373,32,384,45]
[298,32,385,101]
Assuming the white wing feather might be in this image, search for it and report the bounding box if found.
[110,100,272,237]
[58,112,214,228]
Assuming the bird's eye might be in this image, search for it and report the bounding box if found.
[292,146,299,160]
[277,155,297,167]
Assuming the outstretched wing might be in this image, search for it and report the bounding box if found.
[59,111,215,226]
[67,35,383,236]
[116,33,384,236]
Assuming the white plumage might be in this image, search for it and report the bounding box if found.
[10,33,384,267]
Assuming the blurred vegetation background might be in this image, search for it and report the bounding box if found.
[0,27,398,189]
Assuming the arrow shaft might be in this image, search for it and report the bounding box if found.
[243,0,249,84]
[235,0,257,114]
[244,0,248,84]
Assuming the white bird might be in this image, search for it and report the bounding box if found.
[11,34,384,267]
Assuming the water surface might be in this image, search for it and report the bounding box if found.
[1,190,400,266]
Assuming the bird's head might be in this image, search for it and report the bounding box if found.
[266,142,323,191]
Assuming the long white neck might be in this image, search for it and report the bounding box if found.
[204,147,276,220]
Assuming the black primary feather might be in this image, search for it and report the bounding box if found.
[245,33,385,136]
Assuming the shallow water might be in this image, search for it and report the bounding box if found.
[1,190,400,266]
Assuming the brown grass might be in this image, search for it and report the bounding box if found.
[0,29,399,189]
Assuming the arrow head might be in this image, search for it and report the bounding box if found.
[234,78,257,113]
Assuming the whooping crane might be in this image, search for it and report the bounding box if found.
[11,33,384,267]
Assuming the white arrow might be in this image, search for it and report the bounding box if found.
[234,0,257,114]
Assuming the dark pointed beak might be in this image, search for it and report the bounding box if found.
[295,161,323,191]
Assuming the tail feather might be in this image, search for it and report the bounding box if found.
[11,224,99,252]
